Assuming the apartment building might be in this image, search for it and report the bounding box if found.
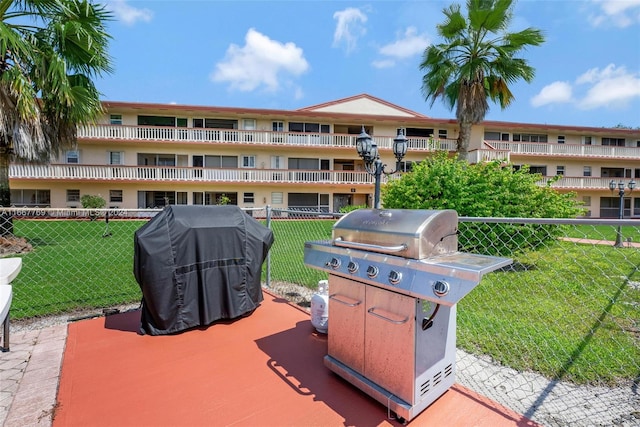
[9,94,640,218]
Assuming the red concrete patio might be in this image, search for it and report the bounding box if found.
[52,290,538,426]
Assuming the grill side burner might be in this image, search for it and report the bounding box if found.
[303,209,511,422]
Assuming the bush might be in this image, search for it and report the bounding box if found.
[382,152,585,255]
[339,204,367,213]
[80,194,106,209]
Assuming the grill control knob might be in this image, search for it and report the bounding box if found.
[347,261,359,274]
[388,270,402,285]
[433,280,450,297]
[366,265,379,279]
[329,258,341,270]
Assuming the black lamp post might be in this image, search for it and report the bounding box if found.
[608,179,635,247]
[356,126,408,209]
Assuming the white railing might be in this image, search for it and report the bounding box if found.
[538,176,625,189]
[78,124,458,152]
[10,164,382,185]
[468,149,511,163]
[485,141,640,159]
[11,164,622,190]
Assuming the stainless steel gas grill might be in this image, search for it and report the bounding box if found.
[303,209,511,422]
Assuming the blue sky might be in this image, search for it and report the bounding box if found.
[100,0,640,128]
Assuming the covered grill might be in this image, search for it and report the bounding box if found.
[134,205,274,336]
[304,209,511,422]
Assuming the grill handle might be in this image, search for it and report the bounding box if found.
[367,307,409,325]
[329,293,362,307]
[333,237,407,254]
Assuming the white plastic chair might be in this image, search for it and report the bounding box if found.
[0,258,22,352]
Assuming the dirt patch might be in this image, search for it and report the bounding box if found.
[0,236,33,255]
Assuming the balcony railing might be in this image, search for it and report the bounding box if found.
[538,176,629,190]
[485,140,640,159]
[10,164,626,191]
[10,164,383,185]
[78,125,458,152]
[468,149,511,164]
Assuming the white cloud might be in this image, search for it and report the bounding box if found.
[575,64,640,109]
[372,27,430,68]
[332,7,368,54]
[106,0,153,26]
[531,64,640,111]
[531,82,574,107]
[379,27,430,59]
[211,28,309,92]
[371,59,396,69]
[588,0,640,27]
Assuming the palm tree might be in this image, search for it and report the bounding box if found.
[0,0,112,225]
[420,0,544,160]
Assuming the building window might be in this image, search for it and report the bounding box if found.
[243,119,256,130]
[529,166,547,175]
[512,133,548,143]
[602,137,625,147]
[582,136,592,145]
[557,135,565,144]
[271,192,283,204]
[243,192,255,203]
[288,122,330,133]
[110,114,122,125]
[109,190,123,203]
[438,129,447,139]
[67,189,80,202]
[176,192,187,205]
[66,150,79,164]
[583,166,592,177]
[242,155,256,168]
[556,166,565,175]
[108,151,123,165]
[10,189,50,206]
[582,196,591,206]
[272,121,284,132]
[193,192,203,205]
[204,155,237,168]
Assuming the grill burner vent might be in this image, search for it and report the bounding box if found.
[419,364,453,397]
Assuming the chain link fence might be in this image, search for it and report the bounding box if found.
[2,207,638,426]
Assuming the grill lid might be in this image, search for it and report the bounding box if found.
[332,209,458,259]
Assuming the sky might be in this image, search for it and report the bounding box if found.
[98,0,640,129]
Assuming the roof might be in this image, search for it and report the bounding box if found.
[297,93,429,118]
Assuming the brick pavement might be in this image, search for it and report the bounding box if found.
[0,324,67,427]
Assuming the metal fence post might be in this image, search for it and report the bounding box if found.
[265,205,271,288]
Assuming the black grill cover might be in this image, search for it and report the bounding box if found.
[133,205,274,335]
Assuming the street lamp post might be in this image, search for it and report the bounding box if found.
[608,179,635,247]
[356,126,408,209]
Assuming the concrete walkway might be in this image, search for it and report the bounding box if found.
[0,324,67,427]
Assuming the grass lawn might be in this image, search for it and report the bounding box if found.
[11,219,145,318]
[563,224,640,243]
[7,217,639,386]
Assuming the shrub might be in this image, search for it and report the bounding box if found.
[382,152,585,255]
[80,194,106,209]
[339,204,367,213]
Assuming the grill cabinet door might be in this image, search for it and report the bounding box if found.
[364,286,416,404]
[327,276,366,374]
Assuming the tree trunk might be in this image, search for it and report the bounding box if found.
[457,121,472,161]
[0,148,13,235]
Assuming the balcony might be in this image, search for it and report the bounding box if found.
[538,176,628,190]
[10,164,383,185]
[485,141,640,159]
[78,125,458,152]
[468,149,511,164]
[10,164,623,191]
